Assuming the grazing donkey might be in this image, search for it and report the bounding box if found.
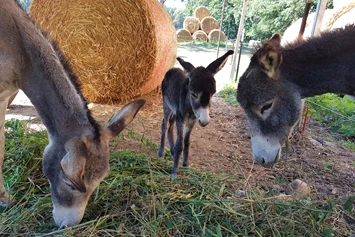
[158,50,234,175]
[0,1,145,227]
[237,25,355,168]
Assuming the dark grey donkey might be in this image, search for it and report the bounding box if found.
[158,50,234,175]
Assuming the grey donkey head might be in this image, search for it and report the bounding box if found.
[237,34,303,167]
[42,100,145,228]
[177,50,234,127]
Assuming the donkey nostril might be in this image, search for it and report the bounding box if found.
[260,158,265,164]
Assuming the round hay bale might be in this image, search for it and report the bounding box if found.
[208,29,226,43]
[183,16,200,34]
[194,6,210,21]
[176,29,193,43]
[30,0,177,103]
[281,9,335,46]
[192,30,208,42]
[200,16,219,35]
[326,1,355,30]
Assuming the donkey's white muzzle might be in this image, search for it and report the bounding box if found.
[251,134,281,167]
[53,204,85,228]
[195,107,210,127]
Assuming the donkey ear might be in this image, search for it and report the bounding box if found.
[61,138,87,193]
[177,57,195,73]
[270,33,282,46]
[258,42,282,80]
[206,50,234,76]
[105,99,145,140]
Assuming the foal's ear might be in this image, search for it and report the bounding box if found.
[258,37,282,80]
[177,57,195,73]
[269,33,282,46]
[206,50,234,76]
[105,99,145,140]
[61,138,87,193]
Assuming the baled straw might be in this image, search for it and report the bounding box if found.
[183,17,200,34]
[30,0,177,103]
[208,29,226,43]
[177,29,193,43]
[194,6,210,21]
[192,30,208,42]
[200,16,219,35]
[326,1,355,30]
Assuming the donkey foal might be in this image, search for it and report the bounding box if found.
[158,50,234,175]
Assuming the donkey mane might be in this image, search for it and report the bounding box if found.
[13,0,101,139]
[49,38,102,139]
[282,24,355,63]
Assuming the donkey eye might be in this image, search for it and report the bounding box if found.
[191,92,198,98]
[261,102,273,114]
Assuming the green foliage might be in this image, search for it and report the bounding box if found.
[166,7,186,29]
[306,94,355,138]
[218,83,238,106]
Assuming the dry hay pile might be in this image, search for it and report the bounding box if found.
[30,0,177,103]
[183,17,200,34]
[192,30,208,42]
[200,16,219,35]
[208,29,226,43]
[194,6,210,21]
[176,29,193,42]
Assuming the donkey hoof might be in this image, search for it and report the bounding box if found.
[0,193,10,207]
[158,150,163,158]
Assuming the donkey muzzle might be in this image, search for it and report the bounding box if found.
[251,134,281,167]
[195,107,210,127]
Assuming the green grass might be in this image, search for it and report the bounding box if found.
[0,119,354,236]
[217,83,238,106]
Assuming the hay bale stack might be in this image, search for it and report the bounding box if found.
[192,30,208,42]
[201,16,219,35]
[194,6,210,21]
[30,0,177,102]
[176,29,193,42]
[183,17,200,34]
[208,29,226,43]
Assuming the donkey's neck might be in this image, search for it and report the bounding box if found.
[280,26,355,97]
[17,16,98,141]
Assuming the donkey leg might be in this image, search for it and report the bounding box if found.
[0,99,10,206]
[167,114,176,157]
[158,106,172,158]
[171,117,184,175]
[182,118,195,168]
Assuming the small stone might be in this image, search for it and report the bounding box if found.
[285,179,311,198]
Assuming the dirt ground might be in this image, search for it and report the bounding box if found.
[5,45,355,226]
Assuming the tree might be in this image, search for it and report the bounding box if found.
[17,0,32,12]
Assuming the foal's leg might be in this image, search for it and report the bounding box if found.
[158,104,172,158]
[0,99,9,206]
[171,116,184,175]
[167,113,176,156]
[182,117,195,168]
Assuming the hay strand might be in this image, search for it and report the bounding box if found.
[200,16,219,35]
[325,1,355,30]
[176,29,193,43]
[30,0,177,103]
[194,6,210,21]
[183,16,200,34]
[208,29,226,43]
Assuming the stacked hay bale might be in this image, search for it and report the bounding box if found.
[176,29,193,42]
[30,0,177,103]
[282,1,355,46]
[177,6,227,43]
